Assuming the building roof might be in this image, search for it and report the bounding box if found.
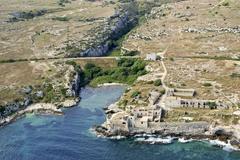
[140,116,149,122]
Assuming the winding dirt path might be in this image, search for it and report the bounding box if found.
[158,48,170,110]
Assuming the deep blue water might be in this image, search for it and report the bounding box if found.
[0,86,240,160]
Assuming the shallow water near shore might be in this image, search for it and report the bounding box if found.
[0,86,239,160]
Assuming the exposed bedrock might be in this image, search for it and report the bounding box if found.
[95,112,240,149]
[69,71,82,97]
[66,5,139,57]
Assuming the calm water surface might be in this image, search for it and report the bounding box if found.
[0,86,239,160]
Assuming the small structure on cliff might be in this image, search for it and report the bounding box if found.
[145,53,157,61]
[131,105,163,128]
[106,105,164,132]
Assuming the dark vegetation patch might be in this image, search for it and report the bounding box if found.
[203,83,212,87]
[87,58,147,86]
[154,79,162,86]
[230,73,240,78]
[58,0,72,7]
[67,58,147,87]
[206,102,217,109]
[8,10,47,22]
[52,16,70,21]
[131,90,141,98]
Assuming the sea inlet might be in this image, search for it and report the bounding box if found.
[0,86,239,160]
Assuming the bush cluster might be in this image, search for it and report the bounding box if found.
[154,79,162,86]
[81,58,147,86]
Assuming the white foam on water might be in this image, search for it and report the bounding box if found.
[178,138,194,143]
[109,135,126,140]
[135,136,174,144]
[209,139,240,152]
[134,133,155,137]
[135,137,146,141]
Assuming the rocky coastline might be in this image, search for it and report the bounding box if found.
[0,103,62,127]
[95,122,240,151]
[95,103,240,151]
[0,68,81,128]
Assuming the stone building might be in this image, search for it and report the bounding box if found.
[165,96,229,109]
[136,117,149,128]
[167,88,195,97]
[131,105,163,129]
[145,53,157,61]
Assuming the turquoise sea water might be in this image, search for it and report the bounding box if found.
[0,86,239,160]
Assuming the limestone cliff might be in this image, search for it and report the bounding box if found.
[65,4,139,57]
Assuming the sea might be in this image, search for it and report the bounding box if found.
[0,86,239,160]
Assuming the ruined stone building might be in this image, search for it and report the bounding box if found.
[165,96,229,109]
[131,105,163,129]
[167,88,195,97]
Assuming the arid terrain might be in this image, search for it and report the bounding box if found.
[0,0,116,60]
[0,0,240,150]
[122,0,240,106]
[0,0,121,106]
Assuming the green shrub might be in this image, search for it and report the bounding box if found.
[119,99,128,107]
[154,79,162,86]
[160,89,165,95]
[52,17,70,21]
[230,73,240,78]
[203,83,212,87]
[207,102,217,109]
[81,58,147,87]
[131,91,141,98]
[58,0,71,6]
[147,81,154,84]
[109,49,121,56]
[45,84,53,92]
[65,60,77,67]
[84,63,103,80]
[222,1,229,6]
[0,59,16,63]
[60,87,68,97]
[89,76,113,87]
[118,58,134,67]
[44,90,54,102]
[123,50,139,56]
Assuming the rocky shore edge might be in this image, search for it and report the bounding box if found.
[0,100,78,128]
[94,104,240,151]
[95,124,240,151]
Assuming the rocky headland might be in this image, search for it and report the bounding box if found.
[0,62,82,127]
[95,102,240,150]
